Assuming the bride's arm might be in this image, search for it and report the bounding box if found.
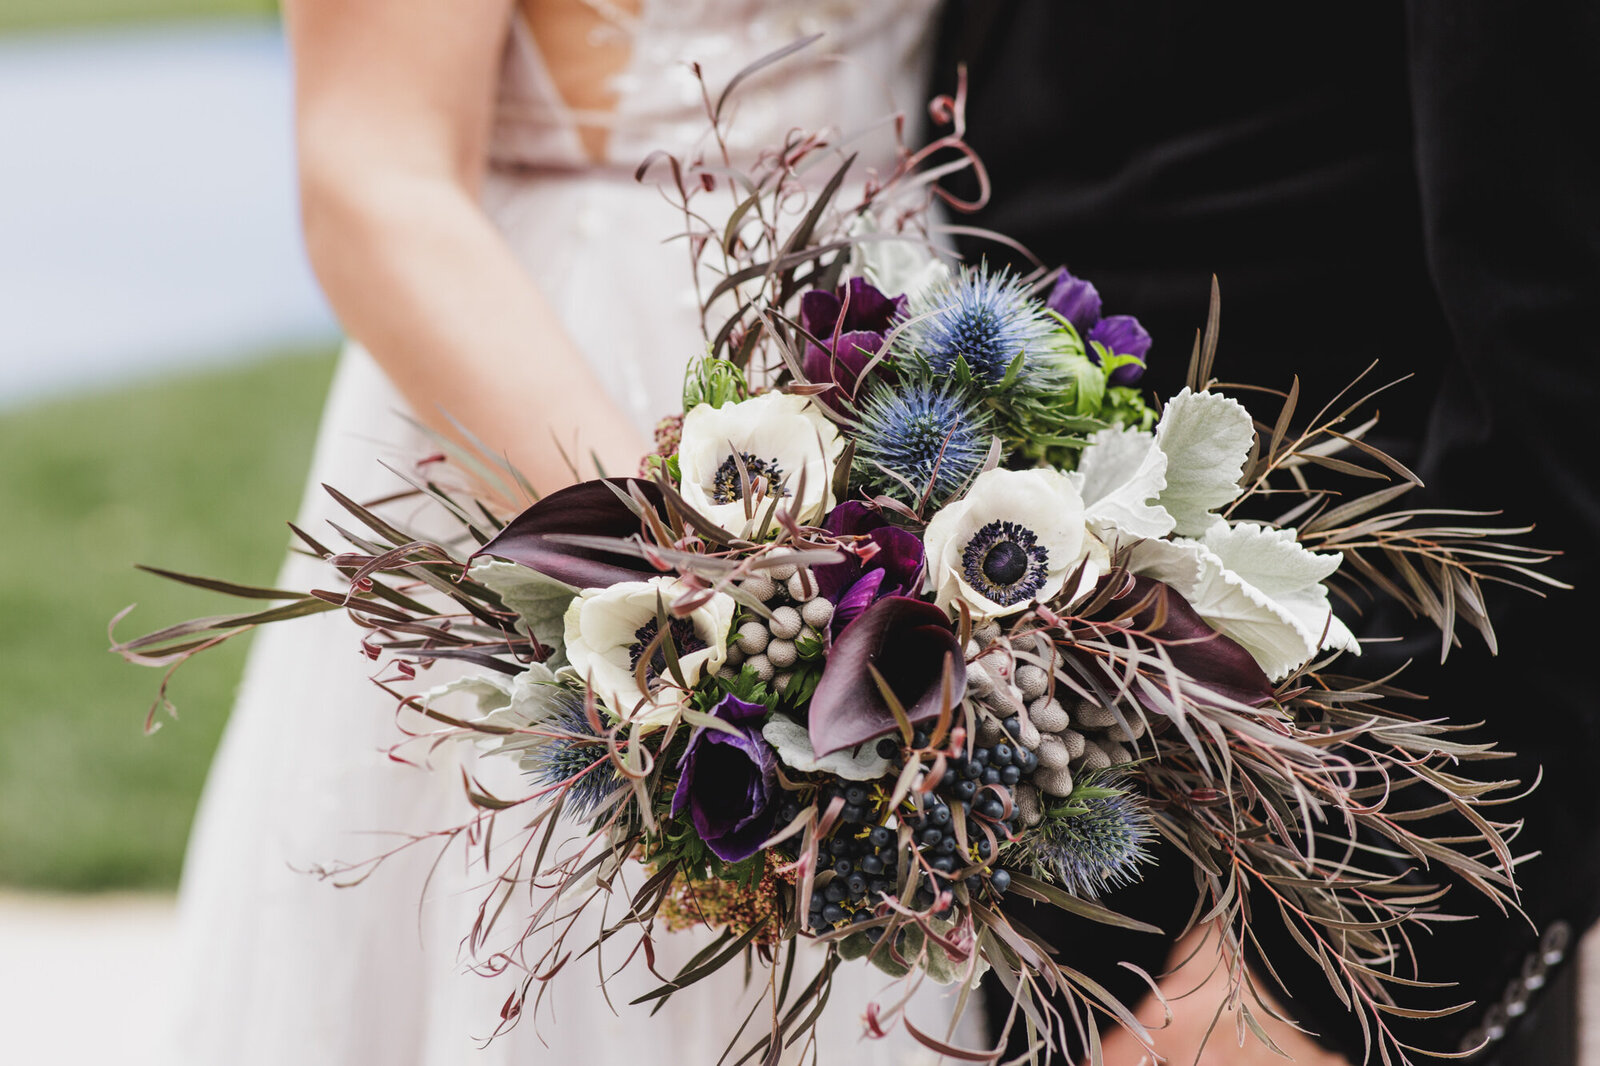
[284,0,648,493]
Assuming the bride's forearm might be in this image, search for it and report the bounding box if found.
[301,170,648,494]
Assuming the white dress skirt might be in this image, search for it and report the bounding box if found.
[168,5,987,1063]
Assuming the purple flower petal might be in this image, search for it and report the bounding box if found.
[473,478,664,589]
[683,731,776,861]
[866,526,926,600]
[838,277,907,334]
[801,330,886,410]
[1089,315,1152,385]
[812,507,925,634]
[670,694,776,863]
[800,281,907,412]
[832,567,886,632]
[822,501,887,538]
[808,596,966,757]
[1046,270,1103,336]
[812,502,887,602]
[799,288,843,340]
[1107,576,1274,708]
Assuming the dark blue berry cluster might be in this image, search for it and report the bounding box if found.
[887,729,1023,911]
[792,785,899,932]
[788,727,1037,936]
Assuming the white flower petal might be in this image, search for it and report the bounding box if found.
[677,392,843,536]
[1152,388,1256,537]
[761,715,890,781]
[1128,538,1314,680]
[924,467,1089,619]
[420,663,579,760]
[1274,585,1361,657]
[563,578,734,724]
[471,559,577,669]
[1200,523,1341,597]
[1071,426,1175,543]
[420,673,517,721]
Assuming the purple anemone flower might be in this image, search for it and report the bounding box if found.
[1046,271,1103,336]
[1045,270,1151,386]
[812,503,925,635]
[799,278,907,411]
[670,693,777,863]
[1088,316,1152,386]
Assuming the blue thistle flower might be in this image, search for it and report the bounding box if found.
[1016,778,1154,898]
[522,687,624,820]
[853,378,991,504]
[905,264,1054,387]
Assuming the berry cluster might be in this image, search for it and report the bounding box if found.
[792,784,898,932]
[890,730,1021,910]
[788,728,1029,936]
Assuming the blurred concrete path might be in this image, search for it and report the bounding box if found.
[0,20,337,411]
[0,891,175,1063]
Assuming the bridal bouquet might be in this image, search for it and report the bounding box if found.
[118,58,1560,1065]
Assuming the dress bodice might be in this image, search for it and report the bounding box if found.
[477,1,941,434]
[489,1,938,176]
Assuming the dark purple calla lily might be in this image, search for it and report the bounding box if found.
[808,596,965,757]
[473,478,665,589]
[799,278,907,411]
[812,503,925,636]
[1047,270,1151,386]
[1100,576,1275,708]
[670,694,777,863]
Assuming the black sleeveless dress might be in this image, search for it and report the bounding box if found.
[932,2,1600,1061]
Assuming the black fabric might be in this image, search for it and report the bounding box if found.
[930,1,1600,1060]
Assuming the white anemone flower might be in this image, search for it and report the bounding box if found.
[1129,523,1358,681]
[677,391,844,536]
[562,577,736,727]
[924,467,1094,619]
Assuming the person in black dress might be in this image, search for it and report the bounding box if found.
[931,2,1600,1061]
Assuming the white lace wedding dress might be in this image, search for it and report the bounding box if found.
[169,4,984,1063]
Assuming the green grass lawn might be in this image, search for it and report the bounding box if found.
[0,348,336,891]
[0,0,274,33]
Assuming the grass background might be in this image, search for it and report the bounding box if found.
[1,0,321,893]
[0,0,274,33]
[0,349,336,890]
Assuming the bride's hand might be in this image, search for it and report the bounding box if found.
[284,0,649,492]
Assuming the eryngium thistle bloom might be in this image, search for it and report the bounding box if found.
[853,378,990,505]
[1013,779,1153,898]
[904,265,1054,386]
[523,687,624,819]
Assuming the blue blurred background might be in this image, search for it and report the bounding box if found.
[0,2,340,1058]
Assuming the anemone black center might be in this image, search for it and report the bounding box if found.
[628,616,707,683]
[981,540,1030,586]
[711,452,788,504]
[961,519,1050,606]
